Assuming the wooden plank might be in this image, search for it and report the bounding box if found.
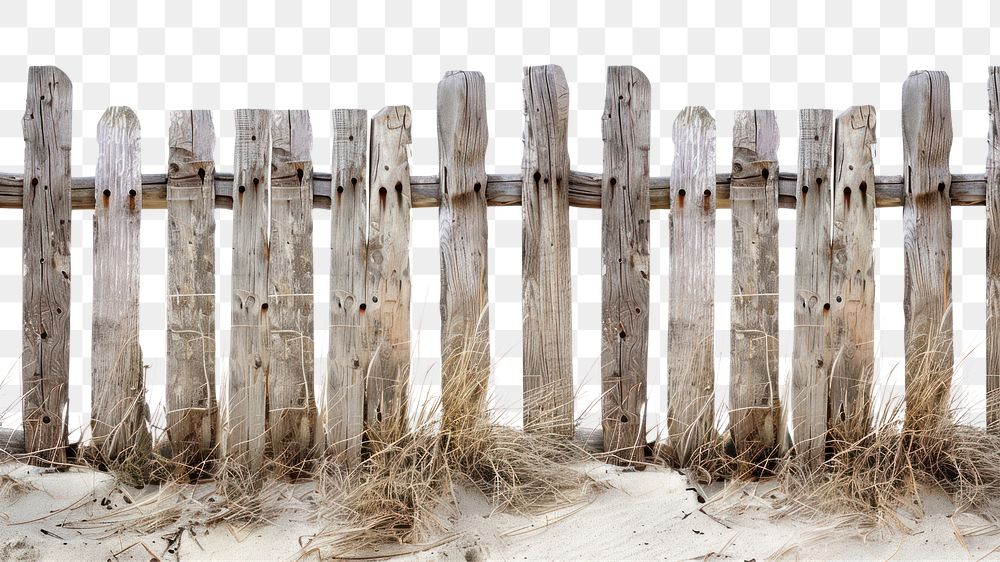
[166,110,217,467]
[365,106,413,442]
[730,110,782,468]
[222,109,271,475]
[21,66,72,466]
[521,64,574,437]
[325,109,367,463]
[0,171,988,212]
[829,106,877,440]
[437,71,491,429]
[902,71,954,430]
[791,109,834,471]
[988,67,1000,434]
[600,66,651,466]
[268,110,316,466]
[667,106,716,465]
[91,106,151,463]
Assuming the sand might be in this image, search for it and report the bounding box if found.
[2,461,999,561]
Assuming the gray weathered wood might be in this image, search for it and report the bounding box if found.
[223,109,271,475]
[325,109,367,463]
[600,66,651,466]
[0,170,988,211]
[91,106,151,463]
[21,66,72,466]
[902,71,954,429]
[730,110,782,466]
[521,65,574,437]
[268,110,316,466]
[667,106,716,466]
[438,71,491,429]
[792,109,834,471]
[365,106,413,442]
[1,428,26,458]
[988,68,1000,434]
[829,106,877,440]
[166,110,217,467]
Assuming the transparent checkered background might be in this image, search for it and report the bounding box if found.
[0,0,996,439]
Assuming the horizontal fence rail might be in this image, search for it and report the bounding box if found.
[3,63,1000,477]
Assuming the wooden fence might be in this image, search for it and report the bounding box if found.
[5,64,1000,474]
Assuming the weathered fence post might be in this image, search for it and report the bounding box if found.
[91,106,151,463]
[987,67,1000,434]
[21,66,72,466]
[366,105,413,442]
[223,109,272,475]
[901,71,953,429]
[792,109,834,471]
[730,110,782,469]
[600,66,651,466]
[166,110,217,467]
[268,110,316,466]
[829,106,876,440]
[438,71,491,429]
[667,106,716,465]
[325,109,367,463]
[521,64,574,437]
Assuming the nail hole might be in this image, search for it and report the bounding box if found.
[619,331,626,339]
[42,415,51,424]
[836,296,842,303]
[372,296,378,303]
[351,178,358,186]
[816,177,823,187]
[704,189,712,197]
[348,135,354,141]
[102,189,111,197]
[31,177,38,187]
[801,185,809,194]
[620,414,628,422]
[296,168,304,181]
[609,177,617,187]
[56,307,62,314]
[823,303,831,310]
[474,182,482,192]
[379,186,387,196]
[859,181,868,193]
[678,189,686,197]
[198,167,206,181]
[128,189,137,197]
[843,186,851,196]
[253,177,259,186]
[238,185,246,193]
[761,168,769,180]
[359,303,367,311]
[937,182,945,192]
[336,186,344,194]
[251,135,256,141]
[40,331,47,340]
[395,181,403,192]
[261,303,268,311]
[533,171,541,182]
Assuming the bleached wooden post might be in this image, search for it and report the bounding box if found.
[365,106,413,442]
[223,109,271,475]
[325,109,367,463]
[166,110,217,467]
[667,106,716,465]
[792,109,834,471]
[438,71,490,429]
[730,110,782,467]
[91,106,151,463]
[521,65,574,437]
[830,106,876,440]
[987,67,1000,434]
[268,110,316,465]
[902,71,954,429]
[600,66,651,466]
[21,66,72,466]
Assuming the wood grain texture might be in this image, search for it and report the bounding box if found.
[792,109,834,471]
[91,106,151,463]
[667,106,716,465]
[730,110,783,466]
[830,106,877,440]
[0,171,987,211]
[166,110,217,467]
[21,66,72,466]
[366,106,412,441]
[902,71,954,429]
[600,66,651,466]
[268,110,316,465]
[222,109,271,475]
[521,65,574,437]
[438,71,491,429]
[988,68,1000,434]
[325,109,367,463]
